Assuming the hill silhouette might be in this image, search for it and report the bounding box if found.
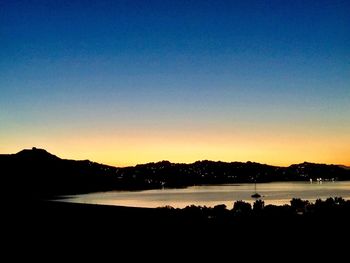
[1,147,349,199]
[1,147,119,198]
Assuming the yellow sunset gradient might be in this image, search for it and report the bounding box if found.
[1,127,349,167]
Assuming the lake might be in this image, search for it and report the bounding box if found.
[62,181,350,208]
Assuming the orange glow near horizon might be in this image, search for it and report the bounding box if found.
[2,127,349,167]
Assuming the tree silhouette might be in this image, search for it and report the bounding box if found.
[253,199,265,213]
[290,198,309,214]
[232,201,252,215]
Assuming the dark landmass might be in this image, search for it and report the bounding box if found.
[3,148,350,251]
[11,197,350,249]
[1,147,350,198]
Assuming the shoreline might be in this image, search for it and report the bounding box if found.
[32,196,350,219]
[55,180,350,208]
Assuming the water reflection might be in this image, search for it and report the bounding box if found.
[62,181,350,208]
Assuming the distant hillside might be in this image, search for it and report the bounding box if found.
[338,165,350,170]
[1,148,349,198]
[0,147,119,198]
[119,160,350,188]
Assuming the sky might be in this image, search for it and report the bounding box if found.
[1,0,349,166]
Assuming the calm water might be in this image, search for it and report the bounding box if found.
[62,181,350,208]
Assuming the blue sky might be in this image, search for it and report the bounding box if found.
[1,0,349,165]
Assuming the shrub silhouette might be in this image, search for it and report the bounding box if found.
[232,201,252,215]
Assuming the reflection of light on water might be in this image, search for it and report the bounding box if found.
[310,178,335,184]
[61,181,350,209]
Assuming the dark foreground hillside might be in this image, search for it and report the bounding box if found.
[6,198,350,259]
[3,148,350,255]
[10,198,350,237]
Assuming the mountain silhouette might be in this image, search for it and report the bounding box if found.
[1,147,119,199]
[1,147,349,199]
[16,147,60,160]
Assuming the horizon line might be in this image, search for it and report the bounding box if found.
[4,147,350,169]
